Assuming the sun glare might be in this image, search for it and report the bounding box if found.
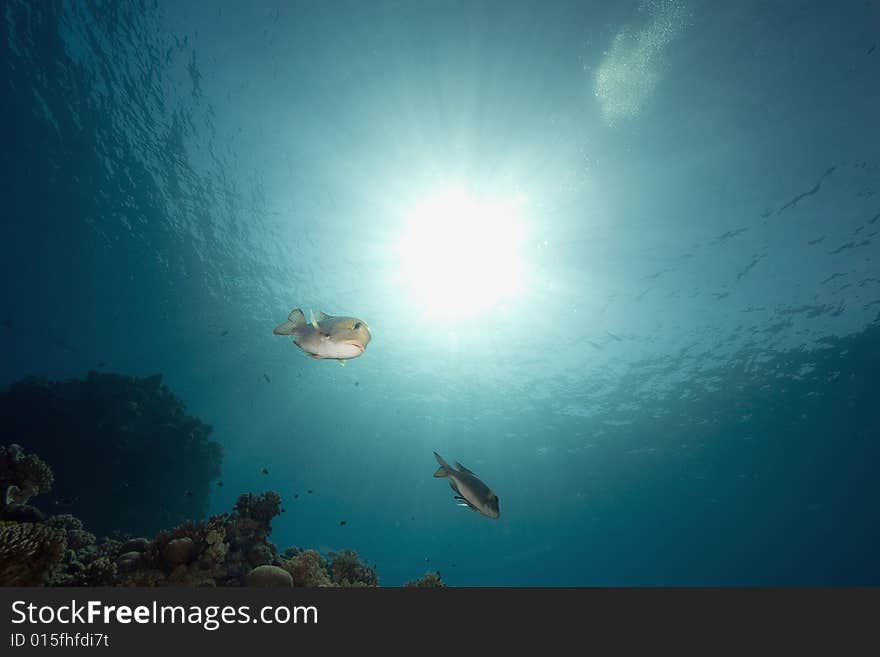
[396,189,526,319]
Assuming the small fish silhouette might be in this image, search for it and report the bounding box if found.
[217,481,224,487]
[339,520,347,526]
[263,373,271,383]
[261,468,269,475]
[307,489,313,494]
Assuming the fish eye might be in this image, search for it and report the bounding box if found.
[353,322,362,330]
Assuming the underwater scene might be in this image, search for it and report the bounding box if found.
[1,0,878,587]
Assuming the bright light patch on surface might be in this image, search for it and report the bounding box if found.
[593,0,691,126]
[396,189,526,319]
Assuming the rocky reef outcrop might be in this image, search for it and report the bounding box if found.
[0,444,390,587]
[0,372,223,537]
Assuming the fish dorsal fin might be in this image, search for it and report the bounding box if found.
[273,308,306,335]
[315,311,333,321]
[288,309,306,325]
[455,462,476,476]
[308,309,321,331]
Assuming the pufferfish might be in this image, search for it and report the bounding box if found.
[273,308,371,365]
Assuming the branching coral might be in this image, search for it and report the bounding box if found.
[233,491,282,525]
[404,571,446,587]
[0,521,66,585]
[217,491,283,582]
[284,549,331,587]
[328,549,379,587]
[69,556,117,586]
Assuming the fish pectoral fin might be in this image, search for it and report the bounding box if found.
[338,359,346,366]
[309,309,322,331]
[453,496,479,511]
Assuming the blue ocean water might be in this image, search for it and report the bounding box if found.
[1,0,878,586]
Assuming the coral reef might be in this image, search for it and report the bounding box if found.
[283,549,332,587]
[0,373,223,536]
[327,549,380,587]
[0,521,66,585]
[234,491,282,524]
[0,445,425,587]
[404,571,446,587]
[0,444,53,506]
[70,557,118,586]
[131,516,228,587]
[163,537,196,566]
[245,565,292,587]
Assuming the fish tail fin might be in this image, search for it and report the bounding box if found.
[433,451,452,478]
[274,308,306,335]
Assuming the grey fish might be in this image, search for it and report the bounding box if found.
[432,452,500,519]
[273,308,371,365]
